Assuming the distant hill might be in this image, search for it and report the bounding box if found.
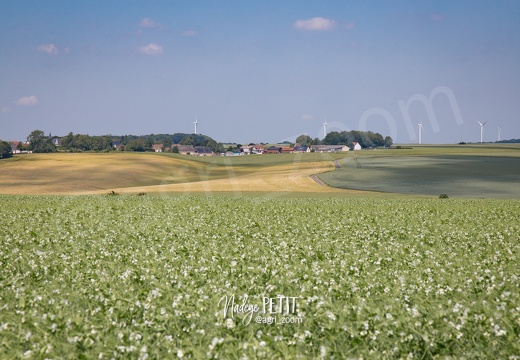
[496,139,520,143]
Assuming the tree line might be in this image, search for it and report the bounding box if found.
[296,130,393,148]
[8,130,225,153]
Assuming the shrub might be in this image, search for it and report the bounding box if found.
[439,194,449,199]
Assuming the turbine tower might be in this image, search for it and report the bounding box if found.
[193,117,198,135]
[418,123,424,144]
[498,126,501,142]
[477,121,487,143]
[323,117,328,139]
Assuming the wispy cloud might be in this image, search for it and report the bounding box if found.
[181,30,198,37]
[345,22,355,30]
[430,13,445,21]
[301,114,314,121]
[294,17,336,31]
[139,43,163,55]
[37,43,59,55]
[1,106,10,113]
[139,17,162,29]
[16,96,38,106]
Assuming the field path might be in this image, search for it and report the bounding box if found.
[310,174,327,186]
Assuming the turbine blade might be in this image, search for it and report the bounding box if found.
[477,121,483,126]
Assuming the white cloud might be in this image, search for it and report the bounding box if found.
[294,17,336,31]
[37,43,59,55]
[139,43,163,55]
[139,17,162,28]
[181,30,198,37]
[1,106,10,113]
[345,22,355,30]
[15,96,38,106]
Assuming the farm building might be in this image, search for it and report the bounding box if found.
[194,147,213,156]
[174,145,196,155]
[353,142,362,150]
[293,145,311,153]
[311,145,349,153]
[264,146,282,154]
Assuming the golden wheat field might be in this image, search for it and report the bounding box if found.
[0,152,367,195]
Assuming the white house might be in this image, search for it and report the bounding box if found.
[353,142,362,151]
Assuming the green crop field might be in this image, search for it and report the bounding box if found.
[319,155,520,199]
[1,145,519,358]
[1,195,519,359]
[316,145,520,199]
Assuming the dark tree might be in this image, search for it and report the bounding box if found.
[0,140,13,159]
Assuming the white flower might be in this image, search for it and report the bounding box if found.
[325,311,336,321]
[225,318,235,329]
[320,345,326,358]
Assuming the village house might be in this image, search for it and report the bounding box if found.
[353,142,362,150]
[152,144,163,152]
[251,144,264,154]
[9,141,21,154]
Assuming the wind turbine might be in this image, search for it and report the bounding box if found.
[477,121,487,143]
[498,126,501,142]
[323,117,328,139]
[193,117,198,135]
[418,123,424,144]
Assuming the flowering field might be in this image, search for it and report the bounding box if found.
[1,194,519,359]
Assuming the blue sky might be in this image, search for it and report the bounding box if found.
[1,1,519,144]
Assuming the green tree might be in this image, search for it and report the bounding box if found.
[295,134,312,146]
[323,131,342,145]
[180,136,195,145]
[0,140,13,159]
[27,130,56,153]
[126,138,147,152]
